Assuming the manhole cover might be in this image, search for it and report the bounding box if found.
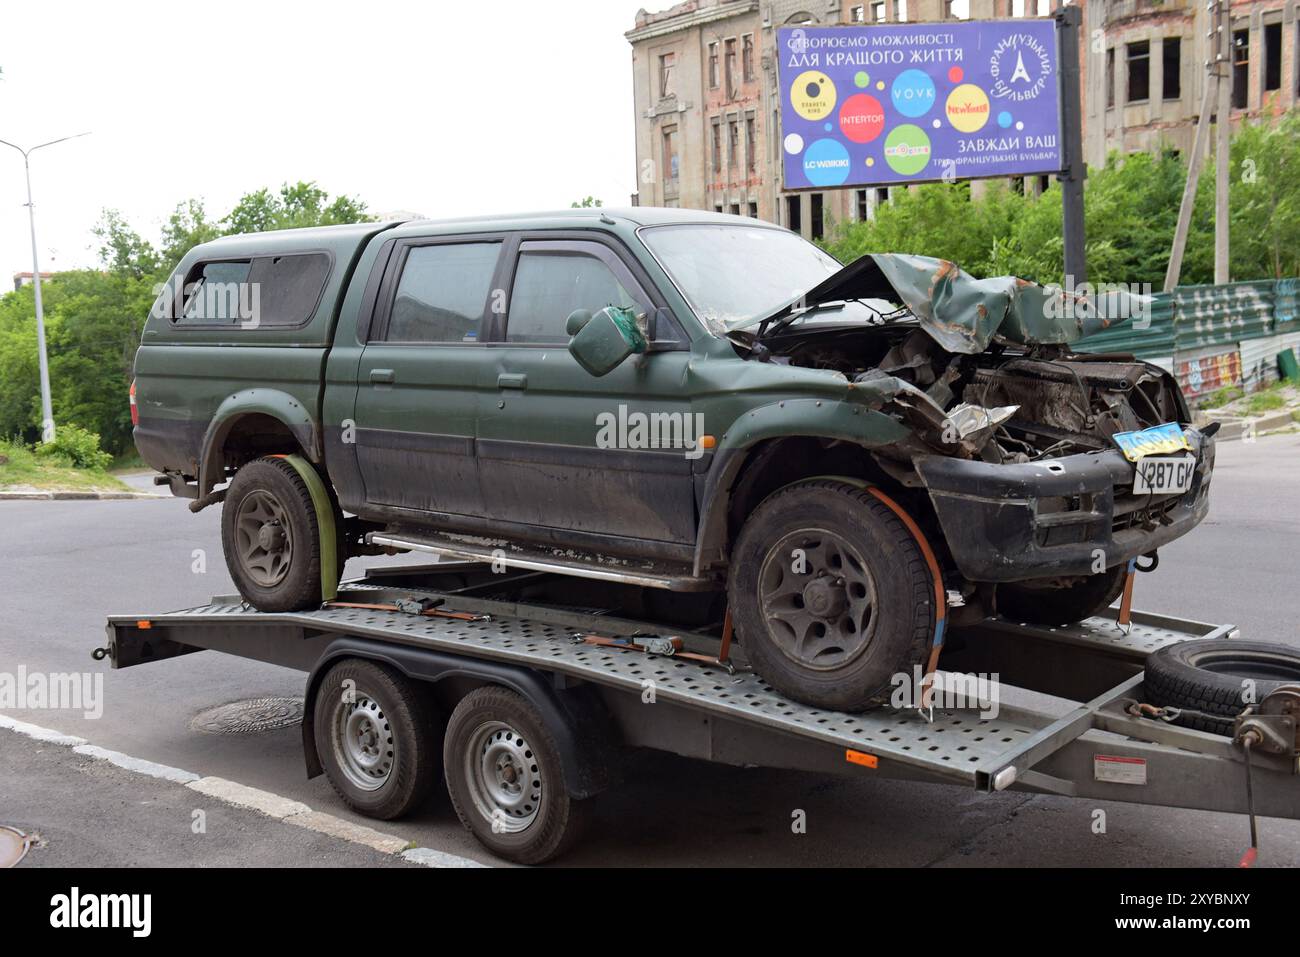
[0,827,31,868]
[191,697,304,734]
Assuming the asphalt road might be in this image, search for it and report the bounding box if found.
[3,434,1299,867]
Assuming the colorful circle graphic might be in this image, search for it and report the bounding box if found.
[791,71,836,120]
[883,124,931,176]
[783,133,804,154]
[854,71,870,88]
[998,111,1013,129]
[838,93,885,144]
[889,69,936,118]
[945,83,991,133]
[802,138,852,186]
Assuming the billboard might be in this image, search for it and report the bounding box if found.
[777,20,1063,189]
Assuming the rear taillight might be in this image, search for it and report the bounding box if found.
[129,379,139,427]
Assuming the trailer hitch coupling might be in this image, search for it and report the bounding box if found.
[1233,685,1300,757]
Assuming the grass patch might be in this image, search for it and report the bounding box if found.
[110,448,147,472]
[0,439,131,492]
[1243,383,1288,415]
[1200,385,1244,409]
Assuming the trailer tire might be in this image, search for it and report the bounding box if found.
[314,659,442,819]
[443,686,587,865]
[222,456,323,613]
[728,480,934,712]
[996,566,1128,627]
[1144,639,1300,733]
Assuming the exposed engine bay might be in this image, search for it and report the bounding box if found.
[758,322,1187,466]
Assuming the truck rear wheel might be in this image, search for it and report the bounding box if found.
[222,456,323,612]
[727,480,934,712]
[443,687,586,865]
[314,659,442,819]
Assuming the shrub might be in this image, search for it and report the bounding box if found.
[35,424,113,471]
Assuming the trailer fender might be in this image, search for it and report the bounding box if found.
[300,637,618,799]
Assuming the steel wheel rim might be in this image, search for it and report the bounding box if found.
[464,720,541,833]
[757,527,878,671]
[235,489,294,588]
[331,692,395,792]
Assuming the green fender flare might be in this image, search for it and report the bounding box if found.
[276,453,339,602]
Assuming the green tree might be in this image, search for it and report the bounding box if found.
[570,196,604,208]
[223,181,372,235]
[92,209,160,279]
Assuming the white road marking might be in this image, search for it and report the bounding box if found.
[1,713,490,868]
[402,847,489,868]
[73,744,200,783]
[186,776,312,818]
[0,713,86,746]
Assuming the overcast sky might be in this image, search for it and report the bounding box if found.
[0,0,649,279]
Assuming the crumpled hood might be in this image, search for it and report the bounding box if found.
[757,253,1150,354]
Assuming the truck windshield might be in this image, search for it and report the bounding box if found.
[639,223,843,331]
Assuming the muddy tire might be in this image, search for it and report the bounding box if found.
[997,566,1128,626]
[1144,639,1300,734]
[314,659,442,819]
[727,480,934,712]
[443,687,587,865]
[221,456,323,612]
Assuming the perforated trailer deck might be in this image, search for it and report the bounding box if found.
[103,563,1300,861]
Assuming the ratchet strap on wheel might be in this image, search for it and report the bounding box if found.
[273,453,339,602]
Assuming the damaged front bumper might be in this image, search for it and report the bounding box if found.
[915,428,1214,582]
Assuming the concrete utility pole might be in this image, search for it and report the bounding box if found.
[1214,0,1231,283]
[0,132,91,443]
[1165,0,1228,292]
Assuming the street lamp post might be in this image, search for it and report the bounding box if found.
[0,132,91,443]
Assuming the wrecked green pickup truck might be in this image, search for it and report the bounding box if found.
[133,208,1214,711]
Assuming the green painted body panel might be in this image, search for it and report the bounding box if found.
[133,209,954,568]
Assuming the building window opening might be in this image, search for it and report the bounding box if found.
[1126,40,1150,103]
[1162,37,1181,100]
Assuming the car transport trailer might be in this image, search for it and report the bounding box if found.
[101,562,1300,865]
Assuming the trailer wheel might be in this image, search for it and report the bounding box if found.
[222,456,323,613]
[443,687,586,865]
[1144,639,1300,733]
[728,480,933,712]
[314,659,441,819]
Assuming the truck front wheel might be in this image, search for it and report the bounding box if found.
[221,456,324,612]
[727,480,935,712]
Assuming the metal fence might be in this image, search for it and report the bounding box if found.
[1074,278,1300,400]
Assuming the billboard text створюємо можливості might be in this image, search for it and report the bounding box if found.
[777,20,1063,190]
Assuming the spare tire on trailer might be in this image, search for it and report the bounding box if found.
[1143,639,1300,733]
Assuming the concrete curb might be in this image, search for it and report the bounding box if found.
[0,712,489,868]
[1201,409,1297,441]
[0,490,167,501]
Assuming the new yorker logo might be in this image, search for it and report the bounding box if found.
[595,404,708,460]
[50,887,152,937]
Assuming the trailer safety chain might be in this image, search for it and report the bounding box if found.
[1122,699,1236,728]
[1126,697,1262,866]
[323,597,492,623]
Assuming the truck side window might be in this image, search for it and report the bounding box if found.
[177,253,330,327]
[387,242,500,343]
[179,261,253,324]
[507,249,646,345]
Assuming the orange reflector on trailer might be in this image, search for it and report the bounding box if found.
[136,620,152,630]
[845,748,878,769]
